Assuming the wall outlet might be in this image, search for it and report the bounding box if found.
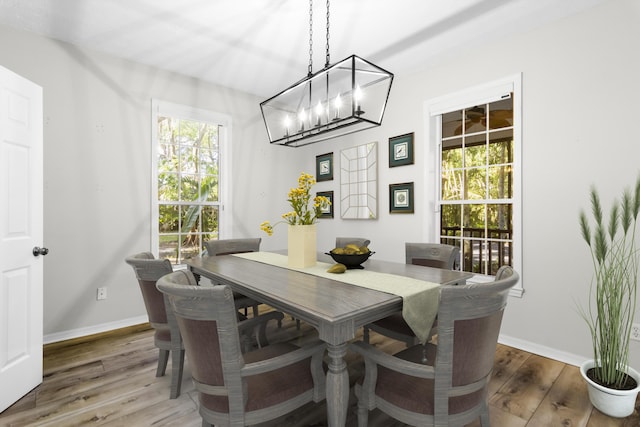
[632,323,640,342]
[96,287,107,300]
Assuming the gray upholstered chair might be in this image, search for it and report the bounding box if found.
[124,252,185,399]
[363,243,460,346]
[405,242,459,269]
[157,270,327,427]
[204,237,262,257]
[335,237,371,248]
[204,238,262,317]
[351,266,519,427]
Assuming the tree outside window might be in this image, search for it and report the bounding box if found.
[440,96,513,275]
[157,116,220,264]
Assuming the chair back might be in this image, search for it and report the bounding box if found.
[433,265,518,421]
[335,237,371,248]
[405,242,459,269]
[204,238,261,256]
[157,271,247,410]
[125,252,173,326]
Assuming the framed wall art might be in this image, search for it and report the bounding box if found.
[316,152,333,181]
[389,182,414,213]
[388,132,414,167]
[317,191,334,218]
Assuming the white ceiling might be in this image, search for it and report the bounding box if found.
[0,0,605,98]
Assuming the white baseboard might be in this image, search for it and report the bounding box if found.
[43,315,149,345]
[498,333,588,367]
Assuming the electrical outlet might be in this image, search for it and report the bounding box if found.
[96,287,107,300]
[632,324,640,342]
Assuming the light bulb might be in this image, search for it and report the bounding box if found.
[283,115,291,137]
[333,94,342,120]
[355,85,363,102]
[315,102,324,127]
[298,109,306,132]
[354,85,365,115]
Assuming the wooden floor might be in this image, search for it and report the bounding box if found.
[1,314,639,427]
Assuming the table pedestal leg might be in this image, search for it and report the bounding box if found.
[326,342,349,427]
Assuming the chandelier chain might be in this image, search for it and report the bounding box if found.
[308,0,313,75]
[325,0,330,67]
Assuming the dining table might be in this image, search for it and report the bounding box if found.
[186,251,474,427]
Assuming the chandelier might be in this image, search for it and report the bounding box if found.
[260,0,393,147]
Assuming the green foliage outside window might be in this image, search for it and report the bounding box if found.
[157,116,220,264]
[440,99,514,274]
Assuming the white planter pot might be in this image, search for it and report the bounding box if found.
[580,360,640,418]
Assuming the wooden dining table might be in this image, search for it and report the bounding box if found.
[186,252,473,427]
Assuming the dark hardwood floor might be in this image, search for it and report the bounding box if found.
[1,313,639,426]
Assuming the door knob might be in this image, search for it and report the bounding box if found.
[33,246,49,256]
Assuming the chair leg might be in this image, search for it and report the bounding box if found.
[169,348,185,399]
[357,401,369,427]
[480,403,490,427]
[363,325,370,343]
[156,348,170,377]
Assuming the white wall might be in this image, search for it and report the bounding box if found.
[0,0,638,366]
[0,24,305,339]
[292,0,640,365]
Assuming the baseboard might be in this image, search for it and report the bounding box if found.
[498,333,587,367]
[43,315,149,345]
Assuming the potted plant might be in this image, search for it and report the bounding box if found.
[578,176,640,418]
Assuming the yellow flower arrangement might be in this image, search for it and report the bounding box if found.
[260,172,331,236]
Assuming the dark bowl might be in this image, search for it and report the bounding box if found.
[325,251,375,269]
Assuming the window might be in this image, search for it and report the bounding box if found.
[151,100,231,265]
[440,96,513,275]
[426,74,522,295]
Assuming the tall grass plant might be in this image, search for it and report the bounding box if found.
[579,176,640,389]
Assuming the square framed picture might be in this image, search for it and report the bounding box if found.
[389,182,414,213]
[316,152,333,181]
[389,132,414,167]
[317,191,334,218]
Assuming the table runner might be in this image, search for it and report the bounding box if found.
[232,252,439,344]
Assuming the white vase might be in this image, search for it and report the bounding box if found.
[287,224,317,268]
[580,359,640,418]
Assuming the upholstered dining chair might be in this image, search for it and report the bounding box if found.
[157,270,327,427]
[124,252,185,399]
[405,242,460,269]
[335,237,371,248]
[350,266,519,427]
[204,238,262,318]
[363,242,460,346]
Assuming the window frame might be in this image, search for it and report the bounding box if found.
[150,99,232,264]
[423,74,523,296]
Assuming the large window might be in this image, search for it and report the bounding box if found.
[426,74,522,294]
[440,96,513,275]
[151,101,231,265]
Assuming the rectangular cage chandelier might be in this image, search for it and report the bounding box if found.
[260,1,393,147]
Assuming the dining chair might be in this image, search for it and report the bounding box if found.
[363,242,460,346]
[157,270,327,427]
[405,242,460,269]
[204,238,262,318]
[335,237,371,248]
[124,252,185,399]
[350,266,519,427]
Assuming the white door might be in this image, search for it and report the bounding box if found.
[0,66,44,413]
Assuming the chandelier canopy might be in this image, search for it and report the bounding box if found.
[260,1,393,147]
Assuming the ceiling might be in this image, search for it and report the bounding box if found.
[0,0,605,98]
